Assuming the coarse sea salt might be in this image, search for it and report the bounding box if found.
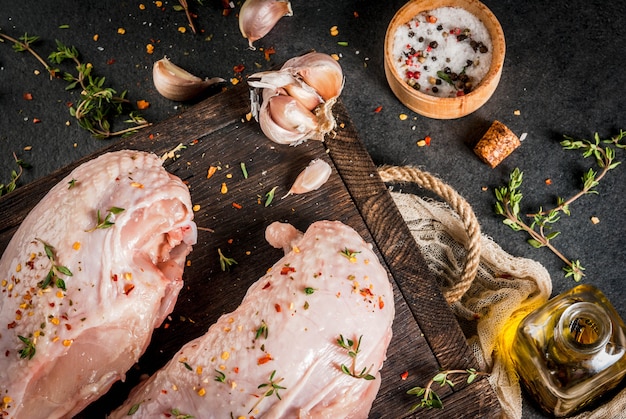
[392,7,493,98]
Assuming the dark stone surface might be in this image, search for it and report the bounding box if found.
[1,1,625,417]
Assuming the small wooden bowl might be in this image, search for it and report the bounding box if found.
[384,0,505,119]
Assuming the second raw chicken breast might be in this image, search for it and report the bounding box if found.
[110,220,395,418]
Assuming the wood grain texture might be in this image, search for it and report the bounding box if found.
[0,83,501,418]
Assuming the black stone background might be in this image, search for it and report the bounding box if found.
[1,1,626,417]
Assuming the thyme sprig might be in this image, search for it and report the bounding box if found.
[48,40,150,138]
[18,335,36,360]
[495,130,626,282]
[407,368,487,411]
[85,207,125,232]
[249,370,286,413]
[336,334,375,380]
[0,153,29,197]
[0,32,56,78]
[36,239,73,291]
[218,248,237,271]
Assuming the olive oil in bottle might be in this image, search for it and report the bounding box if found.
[511,284,626,417]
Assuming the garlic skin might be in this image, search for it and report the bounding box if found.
[153,57,224,101]
[283,159,332,198]
[239,0,293,50]
[248,52,344,146]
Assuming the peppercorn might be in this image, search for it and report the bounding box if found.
[429,40,438,49]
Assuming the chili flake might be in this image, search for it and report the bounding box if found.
[136,100,150,110]
[232,202,242,209]
[280,265,296,275]
[263,46,276,61]
[374,105,383,113]
[117,28,126,35]
[207,166,217,179]
[330,26,339,36]
[221,183,228,194]
[146,43,155,54]
[257,353,273,365]
[401,371,409,380]
[23,93,33,100]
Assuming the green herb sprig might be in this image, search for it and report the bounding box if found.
[255,320,268,340]
[18,335,36,360]
[218,248,237,271]
[0,153,29,197]
[495,130,625,281]
[407,368,487,411]
[0,32,56,78]
[264,186,278,207]
[36,239,73,291]
[249,370,286,413]
[48,40,150,138]
[85,207,125,232]
[336,334,375,380]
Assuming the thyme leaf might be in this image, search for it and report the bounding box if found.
[336,334,375,380]
[170,408,194,419]
[0,153,29,197]
[85,207,125,232]
[249,370,286,413]
[36,239,73,291]
[407,368,487,411]
[218,248,237,271]
[18,335,36,360]
[255,320,268,340]
[264,186,278,207]
[495,130,626,281]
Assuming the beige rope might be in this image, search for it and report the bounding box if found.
[377,165,481,304]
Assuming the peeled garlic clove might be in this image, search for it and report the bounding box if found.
[239,0,293,50]
[258,94,314,145]
[283,52,344,101]
[153,57,224,101]
[283,159,332,198]
[266,94,318,134]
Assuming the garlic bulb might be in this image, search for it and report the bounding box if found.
[153,57,224,101]
[283,159,332,198]
[248,52,344,146]
[239,0,293,50]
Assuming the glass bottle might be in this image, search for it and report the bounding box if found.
[511,284,626,417]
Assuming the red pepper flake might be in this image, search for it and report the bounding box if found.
[360,288,374,298]
[263,46,276,61]
[262,282,271,290]
[427,15,437,24]
[111,274,118,282]
[149,133,154,140]
[233,64,245,73]
[7,321,17,329]
[65,323,72,330]
[401,371,409,380]
[353,11,359,18]
[23,93,33,100]
[545,178,552,185]
[424,135,431,146]
[32,118,41,124]
[257,354,273,365]
[456,91,465,97]
[280,265,296,275]
[378,295,385,310]
[233,367,239,373]
[123,283,135,295]
[107,58,116,65]
[232,202,242,209]
[374,105,383,113]
[136,100,150,110]
[274,303,282,313]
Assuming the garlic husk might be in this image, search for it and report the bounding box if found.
[153,57,224,101]
[239,0,293,50]
[281,52,344,101]
[282,159,332,198]
[248,71,322,111]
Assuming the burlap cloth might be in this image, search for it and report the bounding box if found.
[378,166,626,419]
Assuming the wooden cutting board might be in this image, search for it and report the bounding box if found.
[0,83,501,418]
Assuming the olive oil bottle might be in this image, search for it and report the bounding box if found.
[511,284,626,417]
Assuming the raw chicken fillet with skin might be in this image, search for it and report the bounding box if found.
[0,150,197,419]
[110,220,395,419]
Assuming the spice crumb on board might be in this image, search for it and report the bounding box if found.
[392,7,492,97]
